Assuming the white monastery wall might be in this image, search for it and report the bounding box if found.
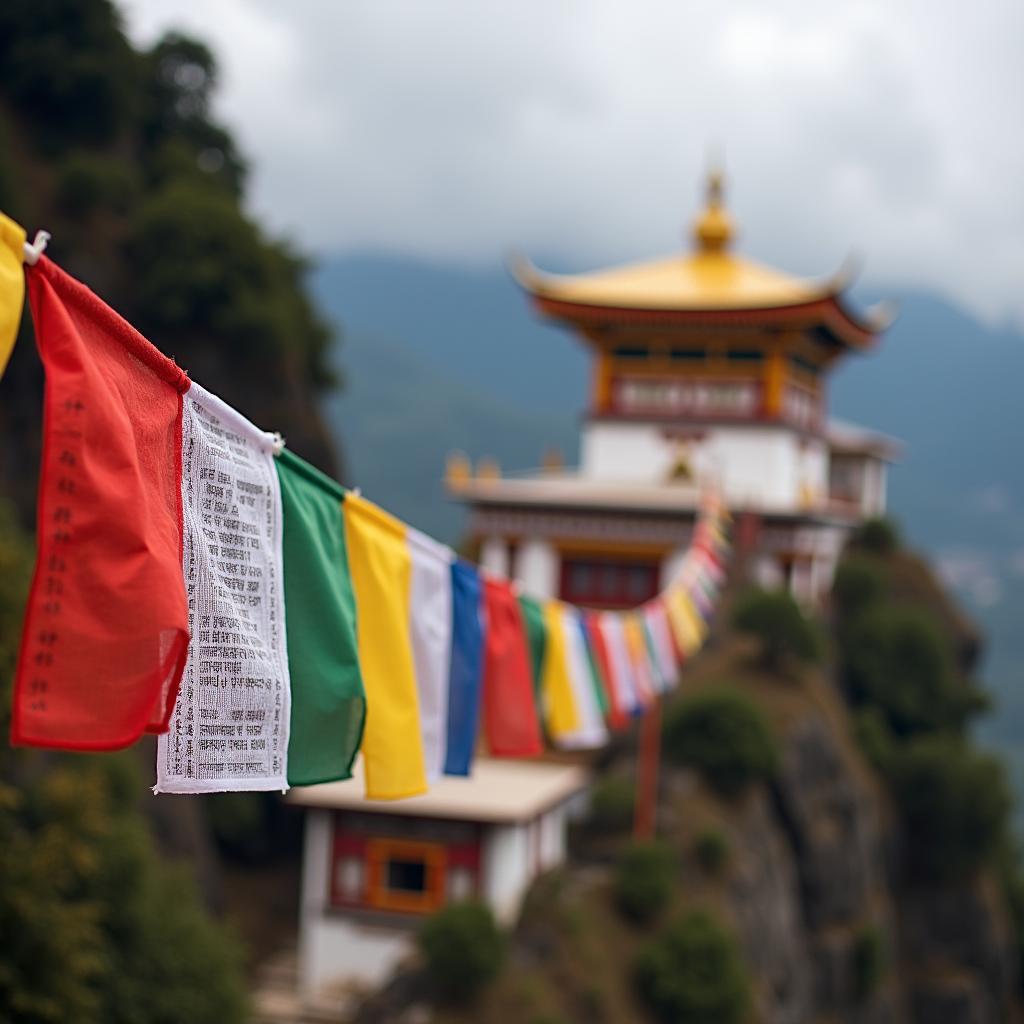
[481,821,532,924]
[480,536,510,577]
[516,537,558,598]
[580,421,829,513]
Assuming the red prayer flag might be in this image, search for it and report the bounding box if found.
[11,256,190,750]
[481,578,543,757]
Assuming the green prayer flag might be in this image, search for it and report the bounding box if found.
[517,593,547,701]
[277,449,365,785]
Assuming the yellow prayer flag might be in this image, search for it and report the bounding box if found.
[343,494,427,799]
[540,601,580,739]
[666,588,707,656]
[0,212,26,379]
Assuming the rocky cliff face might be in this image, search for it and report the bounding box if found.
[656,634,1018,1024]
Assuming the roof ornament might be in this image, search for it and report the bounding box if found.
[692,168,734,254]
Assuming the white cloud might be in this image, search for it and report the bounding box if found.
[119,0,1024,326]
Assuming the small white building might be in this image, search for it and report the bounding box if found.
[289,758,589,997]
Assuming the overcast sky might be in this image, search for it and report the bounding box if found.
[121,1,1023,326]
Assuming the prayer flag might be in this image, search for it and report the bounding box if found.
[276,450,365,787]
[407,528,454,781]
[344,494,426,799]
[560,607,609,749]
[445,560,485,775]
[481,577,543,757]
[644,601,679,690]
[622,612,656,706]
[13,256,190,751]
[598,612,642,716]
[539,601,580,741]
[517,593,547,702]
[0,212,25,378]
[584,611,627,729]
[156,383,291,793]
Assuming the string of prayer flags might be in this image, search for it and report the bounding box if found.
[0,212,25,378]
[156,383,291,794]
[13,255,191,751]
[8,245,732,799]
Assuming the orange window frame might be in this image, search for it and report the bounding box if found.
[365,838,447,914]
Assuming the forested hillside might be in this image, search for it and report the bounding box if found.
[0,3,343,1021]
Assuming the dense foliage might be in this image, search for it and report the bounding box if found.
[851,924,886,1001]
[732,587,821,672]
[693,828,730,874]
[586,774,635,834]
[614,841,674,924]
[0,3,342,1018]
[418,901,504,1004]
[842,607,982,738]
[0,0,340,524]
[849,517,901,556]
[663,688,778,797]
[0,506,247,1023]
[831,540,1013,893]
[888,736,1010,882]
[634,911,749,1024]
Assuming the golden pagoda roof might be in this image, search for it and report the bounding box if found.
[512,171,888,347]
[516,249,826,312]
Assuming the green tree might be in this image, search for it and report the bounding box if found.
[842,607,983,737]
[850,518,901,555]
[663,689,778,797]
[693,828,730,874]
[634,911,749,1024]
[587,774,635,834]
[832,555,887,621]
[419,901,504,1004]
[0,468,247,1024]
[614,841,674,924]
[733,587,821,673]
[888,736,1010,881]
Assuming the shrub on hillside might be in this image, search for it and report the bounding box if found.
[832,556,887,621]
[851,708,895,772]
[888,736,1010,881]
[732,587,822,672]
[663,689,778,797]
[694,828,730,874]
[842,607,983,737]
[634,911,749,1024]
[587,774,635,834]
[850,518,901,555]
[418,901,504,1003]
[852,924,886,1001]
[614,841,674,924]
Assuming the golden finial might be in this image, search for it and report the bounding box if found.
[542,447,564,473]
[477,456,502,481]
[692,167,734,253]
[445,450,472,488]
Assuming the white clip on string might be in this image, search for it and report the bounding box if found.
[271,432,286,456]
[23,230,51,266]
